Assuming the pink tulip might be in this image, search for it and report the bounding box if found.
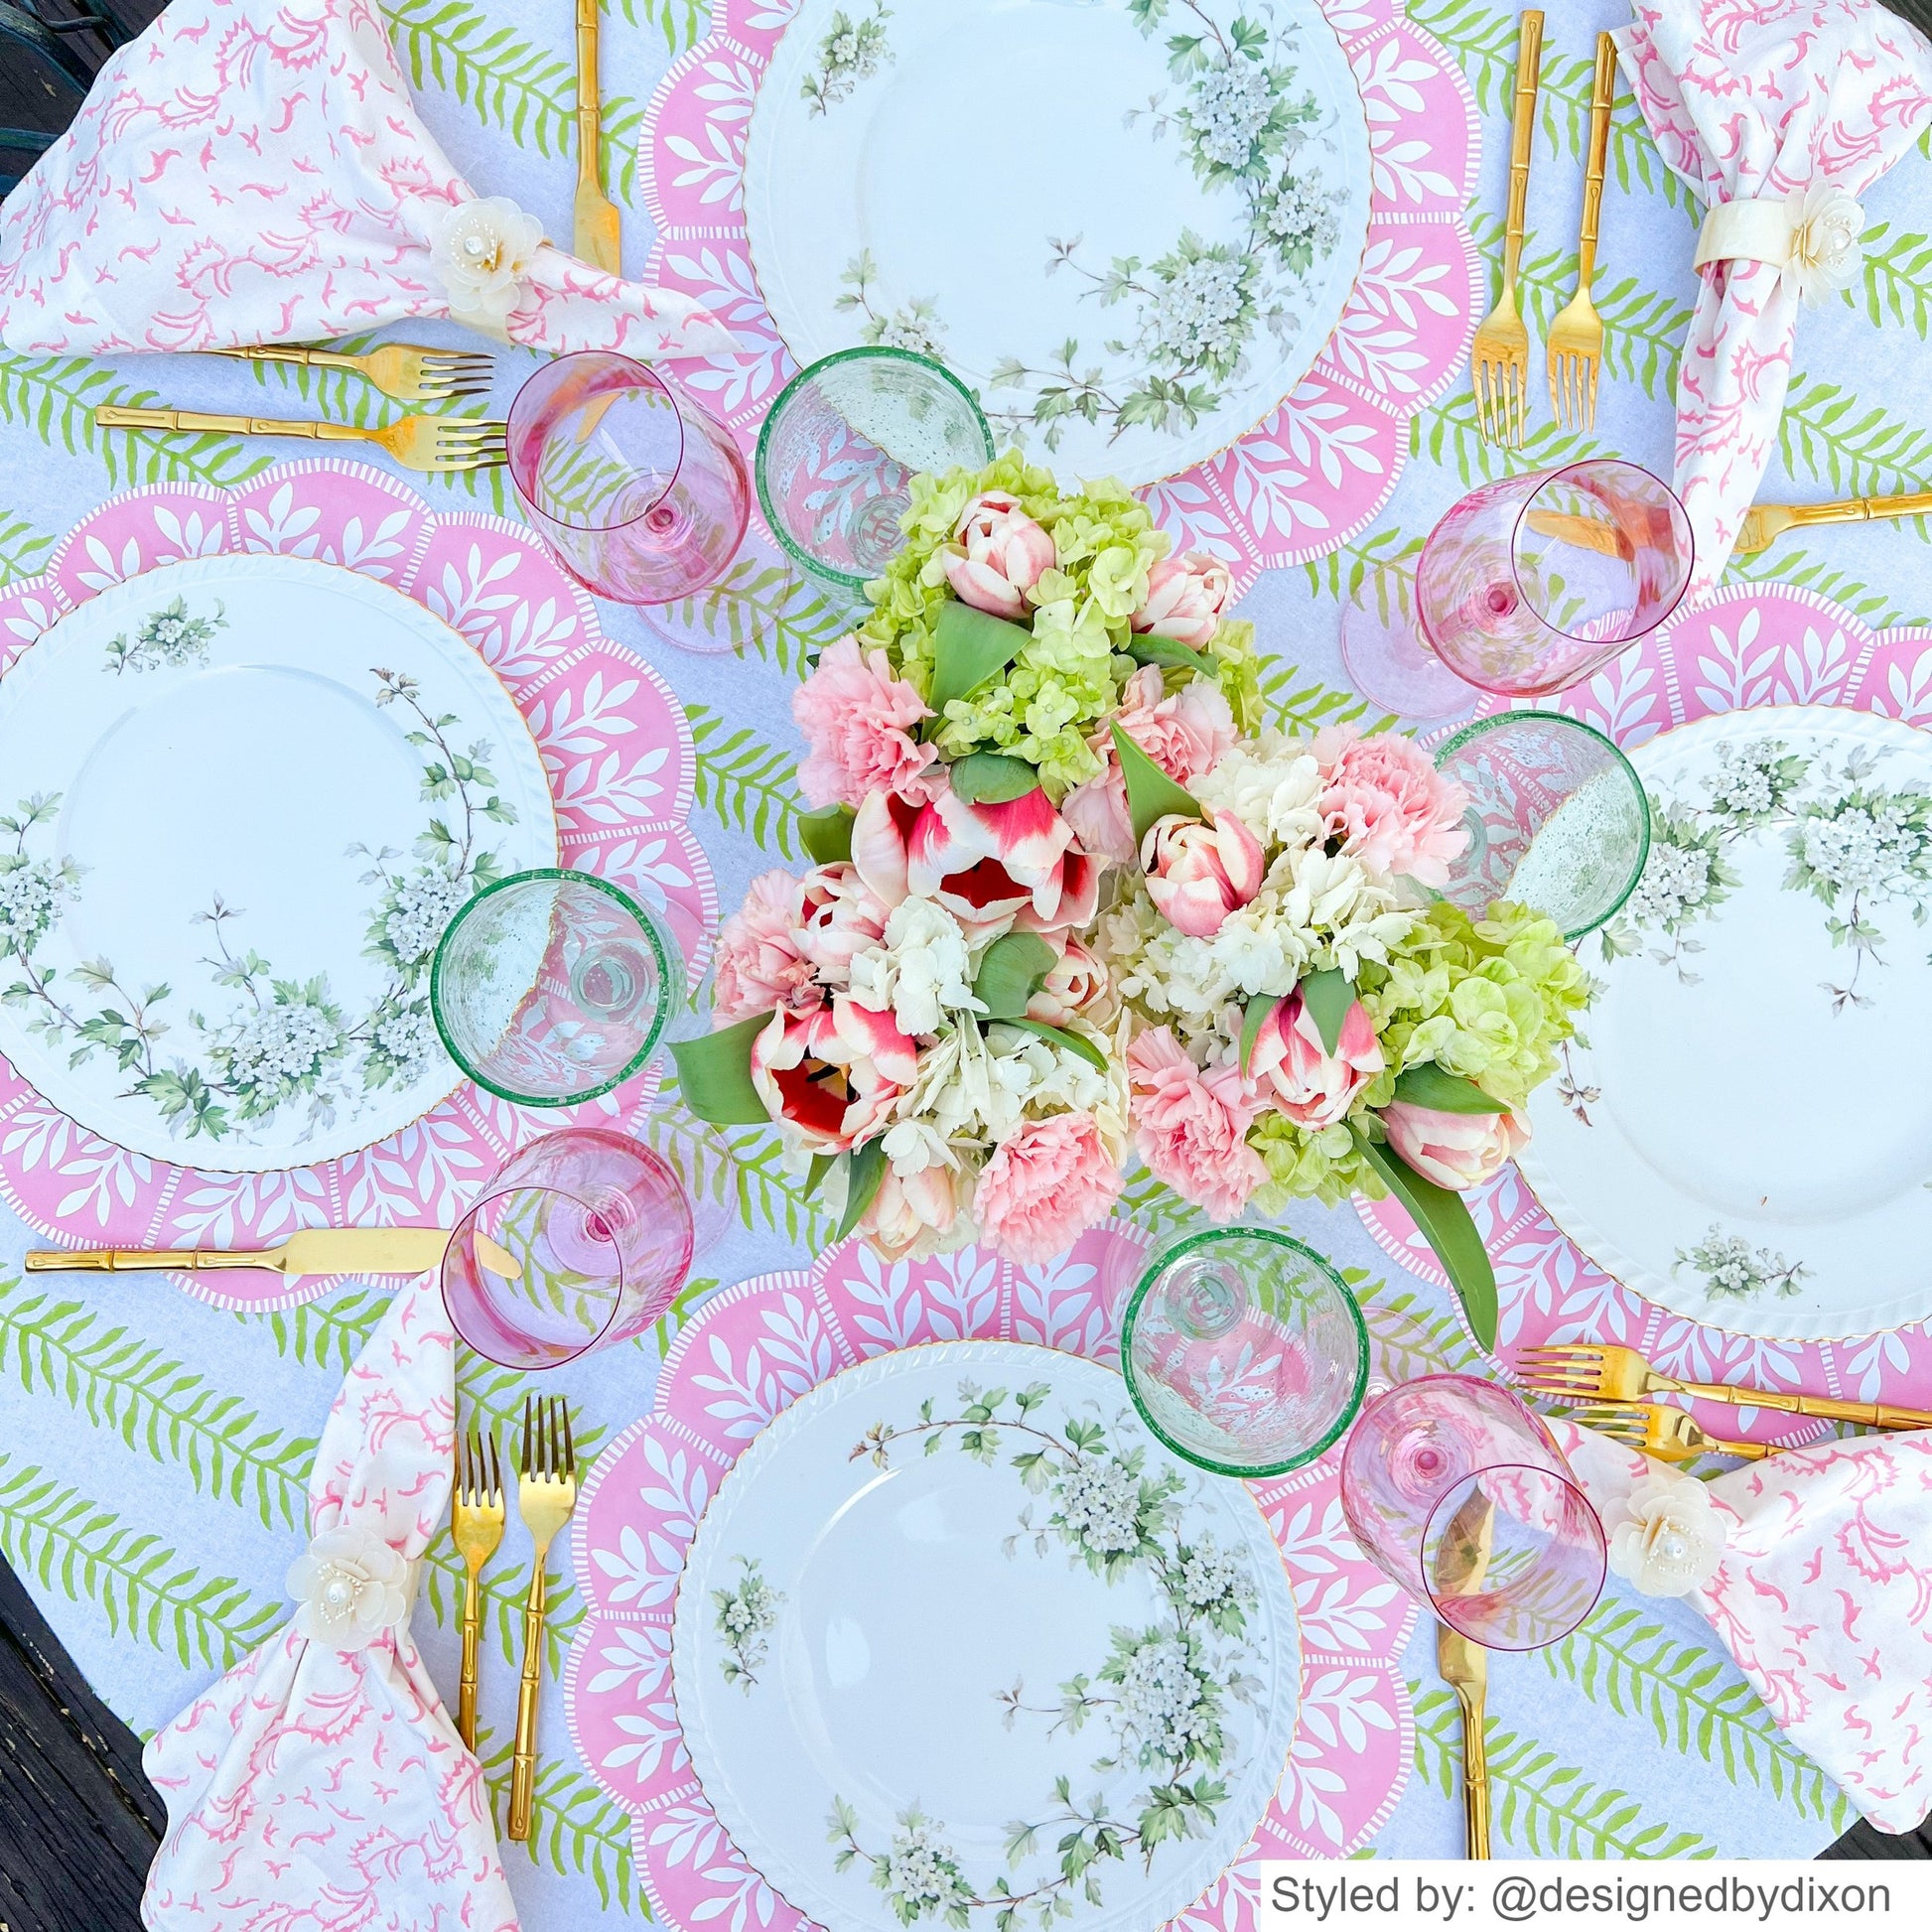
[1132,551,1232,649]
[1026,934,1112,1028]
[793,863,890,979]
[1248,993,1383,1130]
[749,998,916,1156]
[1382,1101,1528,1191]
[853,782,1099,939]
[1142,808,1266,938]
[941,490,1056,619]
[861,1158,961,1261]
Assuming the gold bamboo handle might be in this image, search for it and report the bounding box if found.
[1577,33,1615,292]
[1458,1689,1491,1859]
[208,345,360,374]
[1785,489,1932,534]
[508,1563,547,1839]
[1502,11,1544,293]
[1677,1378,1932,1431]
[576,0,602,191]
[94,405,364,441]
[459,1566,483,1752]
[27,1246,275,1271]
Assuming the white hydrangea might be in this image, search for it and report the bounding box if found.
[1188,57,1276,170]
[226,1000,341,1091]
[847,897,984,1037]
[1193,735,1324,849]
[384,868,468,964]
[1056,1453,1144,1555]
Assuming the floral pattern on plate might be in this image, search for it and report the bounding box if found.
[1358,585,1932,1422]
[0,463,717,1311]
[639,0,1479,581]
[565,1221,1415,1932]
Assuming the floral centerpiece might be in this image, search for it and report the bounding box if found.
[674,452,1260,1266]
[1092,720,1589,1344]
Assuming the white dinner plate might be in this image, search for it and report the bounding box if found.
[672,1339,1300,1931]
[0,554,556,1170]
[744,0,1372,483]
[1523,706,1932,1340]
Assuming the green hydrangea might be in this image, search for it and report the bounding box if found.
[856,451,1246,797]
[1250,1113,1379,1210]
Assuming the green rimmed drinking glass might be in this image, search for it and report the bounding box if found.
[1433,710,1651,941]
[430,869,680,1106]
[755,346,994,597]
[1120,1226,1369,1478]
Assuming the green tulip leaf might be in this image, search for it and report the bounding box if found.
[668,1015,771,1126]
[1358,1134,1498,1351]
[1112,722,1204,848]
[948,751,1042,805]
[996,1017,1109,1072]
[803,1153,836,1200]
[973,931,1058,1021]
[1239,993,1282,1075]
[1299,967,1353,1056]
[929,601,1029,714]
[835,1137,888,1243]
[1126,636,1219,678]
[1392,1063,1507,1115]
[798,804,855,866]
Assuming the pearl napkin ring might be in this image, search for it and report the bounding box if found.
[1693,181,1865,306]
[1605,1469,1728,1597]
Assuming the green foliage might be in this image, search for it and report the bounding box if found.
[1779,375,1932,499]
[0,513,53,588]
[1347,1268,1481,1384]
[1541,1602,1853,1829]
[1850,221,1932,337]
[1411,1687,1718,1858]
[476,1726,639,1908]
[605,0,707,55]
[0,352,271,489]
[1259,661,1393,739]
[259,1285,392,1372]
[654,555,852,675]
[688,703,806,857]
[245,338,391,427]
[383,0,573,158]
[0,1454,282,1669]
[0,1286,315,1530]
[1412,388,1607,491]
[1722,546,1913,627]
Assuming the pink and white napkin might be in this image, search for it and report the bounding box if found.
[1558,1418,1932,1833]
[1612,0,1932,590]
[141,1275,518,1930]
[0,0,731,360]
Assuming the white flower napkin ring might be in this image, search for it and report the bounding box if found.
[1606,1470,1728,1597]
[420,195,547,339]
[1693,181,1865,307]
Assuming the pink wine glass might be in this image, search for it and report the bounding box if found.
[1414,460,1694,698]
[507,351,750,608]
[1339,1373,1605,1650]
[441,1128,694,1370]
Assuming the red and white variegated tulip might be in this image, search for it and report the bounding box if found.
[1248,992,1383,1130]
[749,998,916,1156]
[1141,807,1266,938]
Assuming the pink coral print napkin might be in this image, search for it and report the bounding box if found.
[141,1274,518,1931]
[0,0,732,359]
[1556,1417,1932,1832]
[1612,0,1932,590]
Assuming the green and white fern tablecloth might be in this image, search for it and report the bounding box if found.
[6,0,1928,1912]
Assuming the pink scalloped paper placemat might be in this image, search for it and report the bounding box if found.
[640,0,1480,587]
[565,1220,1417,1930]
[0,462,717,1311]
[1358,583,1932,1444]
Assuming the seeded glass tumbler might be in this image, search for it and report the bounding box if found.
[1415,460,1694,698]
[442,1129,695,1369]
[1121,1226,1369,1477]
[1434,711,1650,939]
[1339,1374,1606,1650]
[507,351,750,608]
[431,869,679,1106]
[756,348,994,597]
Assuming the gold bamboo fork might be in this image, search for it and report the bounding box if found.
[510,1394,577,1842]
[452,1427,507,1753]
[1471,8,1543,446]
[1547,33,1615,431]
[574,0,621,272]
[1736,490,1932,557]
[211,343,493,405]
[1576,1404,1772,1462]
[94,406,507,475]
[1516,1340,1932,1429]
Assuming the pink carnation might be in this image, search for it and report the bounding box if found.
[1061,666,1238,863]
[792,636,939,810]
[974,1112,1123,1265]
[711,871,817,1024]
[1311,726,1469,889]
[1127,1028,1265,1219]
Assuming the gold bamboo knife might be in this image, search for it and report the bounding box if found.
[574,0,621,271]
[27,1227,523,1279]
[1735,490,1932,557]
[1434,1490,1495,1861]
